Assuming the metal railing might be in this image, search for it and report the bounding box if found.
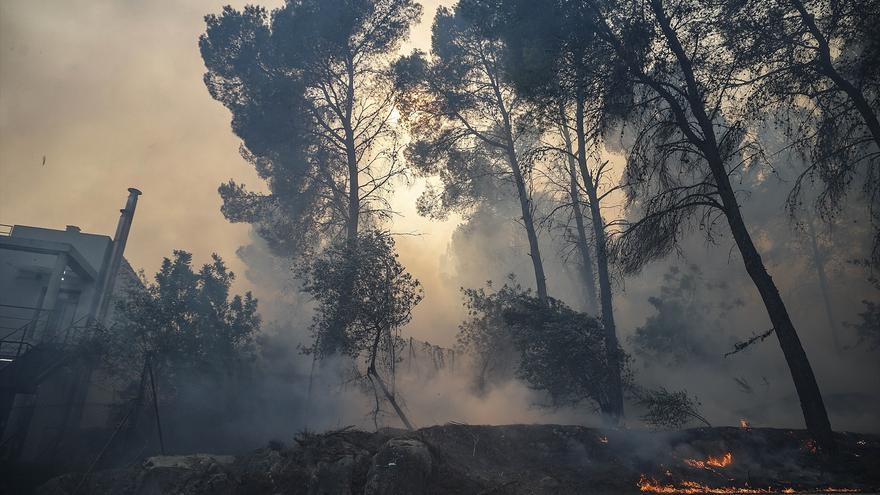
[0,304,93,365]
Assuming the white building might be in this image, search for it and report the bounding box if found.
[0,188,142,463]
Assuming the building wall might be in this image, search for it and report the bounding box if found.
[11,226,111,274]
[0,225,143,464]
[3,226,112,333]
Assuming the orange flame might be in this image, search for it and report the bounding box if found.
[740,419,750,428]
[683,452,733,469]
[637,475,859,494]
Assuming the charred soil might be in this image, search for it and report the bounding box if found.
[35,425,880,494]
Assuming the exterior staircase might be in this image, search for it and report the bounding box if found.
[0,311,91,460]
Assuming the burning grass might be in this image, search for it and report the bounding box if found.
[632,427,877,495]
[683,452,733,469]
[637,475,861,494]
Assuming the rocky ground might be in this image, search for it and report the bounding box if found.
[35,424,880,494]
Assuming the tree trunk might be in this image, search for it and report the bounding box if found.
[319,133,358,356]
[559,115,599,314]
[507,144,550,305]
[321,55,359,357]
[368,325,414,430]
[368,369,415,431]
[346,145,359,244]
[487,64,549,306]
[714,159,835,450]
[646,0,833,450]
[574,96,624,421]
[344,56,360,245]
[807,219,841,353]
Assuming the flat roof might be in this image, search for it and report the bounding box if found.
[0,235,98,281]
[9,225,111,271]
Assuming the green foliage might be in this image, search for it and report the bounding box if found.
[391,4,537,221]
[103,251,261,449]
[112,250,260,382]
[457,279,523,391]
[200,0,421,255]
[300,231,423,362]
[505,295,631,412]
[200,5,318,255]
[490,0,633,127]
[458,280,629,413]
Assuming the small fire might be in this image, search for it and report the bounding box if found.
[637,475,859,494]
[683,452,733,469]
[598,435,609,444]
[740,419,750,429]
[802,438,818,454]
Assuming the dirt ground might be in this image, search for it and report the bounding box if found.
[35,424,880,494]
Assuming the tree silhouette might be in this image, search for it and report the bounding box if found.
[490,0,631,420]
[108,251,260,450]
[200,0,421,256]
[300,230,422,429]
[720,0,880,264]
[114,251,259,380]
[457,279,628,416]
[201,0,421,357]
[394,4,550,304]
[523,0,838,449]
[846,259,880,350]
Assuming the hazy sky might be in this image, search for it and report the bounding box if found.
[0,0,458,330]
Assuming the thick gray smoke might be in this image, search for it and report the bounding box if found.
[225,156,879,449]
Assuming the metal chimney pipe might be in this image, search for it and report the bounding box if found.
[95,188,142,323]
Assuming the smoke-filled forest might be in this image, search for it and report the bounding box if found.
[0,0,879,493]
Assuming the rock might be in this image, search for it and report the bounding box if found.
[364,438,432,495]
[136,454,237,495]
[309,454,358,495]
[142,454,235,470]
